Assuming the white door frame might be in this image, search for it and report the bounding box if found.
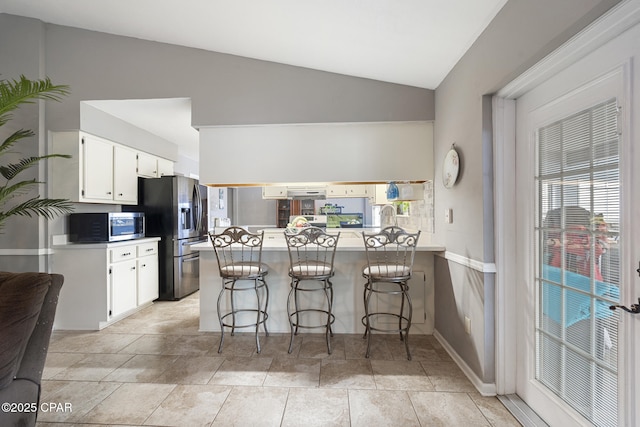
[493,0,640,422]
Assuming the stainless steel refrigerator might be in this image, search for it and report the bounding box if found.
[128,175,208,300]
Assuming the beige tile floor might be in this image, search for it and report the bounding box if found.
[37,292,521,427]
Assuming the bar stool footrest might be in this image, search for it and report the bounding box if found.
[289,309,335,331]
[220,309,269,330]
[361,312,411,334]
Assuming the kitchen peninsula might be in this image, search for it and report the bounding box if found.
[193,229,444,335]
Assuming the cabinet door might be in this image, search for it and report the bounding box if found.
[262,186,287,199]
[113,146,138,204]
[137,254,159,305]
[137,152,158,177]
[326,185,347,197]
[136,241,158,304]
[83,135,114,201]
[157,158,174,176]
[345,185,368,197]
[110,259,137,318]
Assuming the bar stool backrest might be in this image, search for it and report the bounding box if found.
[285,226,340,279]
[362,226,420,282]
[208,226,265,279]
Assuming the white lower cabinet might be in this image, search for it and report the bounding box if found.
[110,259,137,318]
[53,238,160,330]
[136,242,159,305]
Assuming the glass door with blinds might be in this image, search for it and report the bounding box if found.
[535,98,620,426]
[514,54,634,425]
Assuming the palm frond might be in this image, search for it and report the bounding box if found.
[0,197,74,221]
[0,154,72,181]
[0,179,38,202]
[0,75,70,125]
[0,75,73,234]
[0,129,35,155]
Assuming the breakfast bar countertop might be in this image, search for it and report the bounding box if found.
[191,228,445,252]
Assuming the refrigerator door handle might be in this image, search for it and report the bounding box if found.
[182,239,207,246]
[192,184,202,233]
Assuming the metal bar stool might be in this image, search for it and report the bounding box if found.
[209,226,269,353]
[285,226,340,354]
[361,226,420,360]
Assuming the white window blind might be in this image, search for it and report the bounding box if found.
[535,98,620,427]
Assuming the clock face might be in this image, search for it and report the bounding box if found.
[442,148,460,189]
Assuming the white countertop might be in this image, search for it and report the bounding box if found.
[193,229,444,252]
[52,236,161,249]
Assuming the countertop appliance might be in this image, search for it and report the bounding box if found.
[125,175,208,300]
[326,213,364,228]
[68,212,145,243]
[289,215,327,228]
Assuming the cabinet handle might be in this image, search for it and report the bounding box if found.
[146,248,153,252]
[131,266,136,270]
[107,191,112,195]
[141,263,146,268]
[118,193,123,196]
[123,252,131,256]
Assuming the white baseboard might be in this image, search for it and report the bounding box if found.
[433,329,497,396]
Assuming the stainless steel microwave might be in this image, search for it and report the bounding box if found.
[68,212,145,243]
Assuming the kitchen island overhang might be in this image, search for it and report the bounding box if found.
[193,230,444,335]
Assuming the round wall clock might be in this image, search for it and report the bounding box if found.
[442,146,460,189]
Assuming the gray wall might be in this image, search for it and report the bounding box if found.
[39,19,434,132]
[233,188,277,227]
[0,16,48,271]
[433,0,621,384]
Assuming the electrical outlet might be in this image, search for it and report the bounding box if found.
[464,316,471,334]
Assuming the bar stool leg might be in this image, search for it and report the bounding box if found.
[399,282,405,341]
[252,278,260,354]
[216,279,228,353]
[229,279,237,336]
[364,281,374,359]
[328,281,335,337]
[262,277,270,337]
[362,280,370,340]
[323,279,333,354]
[287,279,297,354]
[403,283,413,361]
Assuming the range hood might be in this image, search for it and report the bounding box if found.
[287,186,327,200]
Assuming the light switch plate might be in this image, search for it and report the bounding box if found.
[444,208,453,223]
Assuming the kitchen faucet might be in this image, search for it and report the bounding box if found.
[380,204,397,228]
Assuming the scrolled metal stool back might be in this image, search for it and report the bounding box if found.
[209,226,265,279]
[362,226,420,282]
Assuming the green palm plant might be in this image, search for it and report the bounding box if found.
[0,75,74,231]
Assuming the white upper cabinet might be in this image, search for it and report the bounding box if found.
[157,157,174,176]
[113,146,138,203]
[344,185,369,198]
[51,131,174,205]
[137,151,174,178]
[82,135,114,201]
[326,185,347,197]
[262,186,288,199]
[326,185,368,198]
[137,151,158,178]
